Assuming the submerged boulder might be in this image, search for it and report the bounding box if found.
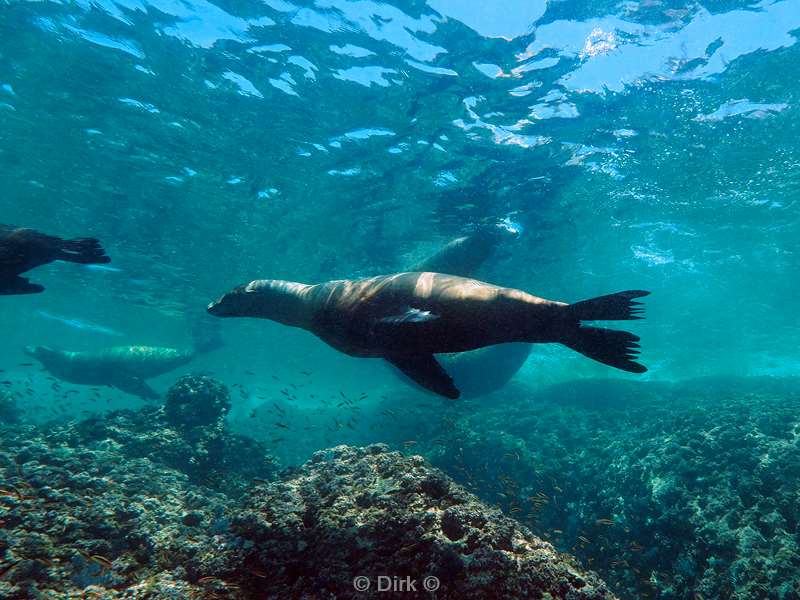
[54,375,275,490]
[164,374,231,429]
[227,444,616,599]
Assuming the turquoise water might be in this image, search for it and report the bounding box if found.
[1,0,800,597]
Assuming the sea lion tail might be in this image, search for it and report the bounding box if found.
[561,290,649,373]
[561,327,647,373]
[57,238,111,265]
[566,290,649,321]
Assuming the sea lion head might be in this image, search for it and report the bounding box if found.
[24,345,61,364]
[207,279,313,327]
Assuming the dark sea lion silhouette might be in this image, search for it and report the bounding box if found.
[208,272,648,399]
[399,225,531,397]
[24,345,194,399]
[0,224,111,295]
[24,316,223,399]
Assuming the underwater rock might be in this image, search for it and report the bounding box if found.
[0,424,230,599]
[227,444,616,599]
[421,377,800,600]
[51,375,274,490]
[0,422,614,599]
[164,374,231,428]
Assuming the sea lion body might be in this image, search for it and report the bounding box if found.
[209,272,648,398]
[306,273,564,356]
[398,225,533,397]
[25,345,195,399]
[0,224,110,295]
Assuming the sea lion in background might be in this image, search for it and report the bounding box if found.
[24,345,195,399]
[0,224,111,295]
[398,224,532,397]
[208,272,649,399]
[24,315,223,399]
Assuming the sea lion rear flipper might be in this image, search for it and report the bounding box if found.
[0,276,45,295]
[386,354,460,399]
[56,238,111,265]
[113,377,160,400]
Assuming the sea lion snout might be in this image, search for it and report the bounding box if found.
[206,285,252,318]
[207,279,313,327]
[206,297,232,317]
[24,345,58,363]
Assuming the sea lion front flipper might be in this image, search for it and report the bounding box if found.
[112,377,160,400]
[379,307,439,324]
[0,276,45,295]
[386,354,460,399]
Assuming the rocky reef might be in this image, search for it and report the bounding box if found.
[54,374,276,491]
[225,444,616,599]
[418,377,800,600]
[0,378,615,599]
[0,423,232,599]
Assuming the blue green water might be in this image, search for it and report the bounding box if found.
[1,0,799,597]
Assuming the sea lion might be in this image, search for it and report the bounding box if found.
[207,272,648,399]
[0,224,111,295]
[24,315,223,399]
[24,346,195,399]
[397,224,532,397]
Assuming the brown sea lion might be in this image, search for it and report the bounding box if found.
[0,224,111,294]
[207,272,648,399]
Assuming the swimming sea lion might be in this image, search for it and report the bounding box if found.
[24,346,196,399]
[0,224,111,295]
[24,315,223,399]
[207,272,649,399]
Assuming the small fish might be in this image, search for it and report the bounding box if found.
[596,518,615,526]
[610,559,628,568]
[275,422,289,429]
[403,440,417,448]
[90,555,114,569]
